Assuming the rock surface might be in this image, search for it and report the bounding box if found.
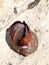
[0,0,49,65]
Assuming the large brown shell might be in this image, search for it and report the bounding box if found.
[9,21,38,56]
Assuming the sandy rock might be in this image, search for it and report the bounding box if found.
[0,0,49,65]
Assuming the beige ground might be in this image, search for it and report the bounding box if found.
[0,0,49,65]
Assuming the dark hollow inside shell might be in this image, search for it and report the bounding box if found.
[9,21,38,56]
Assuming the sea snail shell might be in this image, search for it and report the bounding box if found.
[9,21,38,56]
